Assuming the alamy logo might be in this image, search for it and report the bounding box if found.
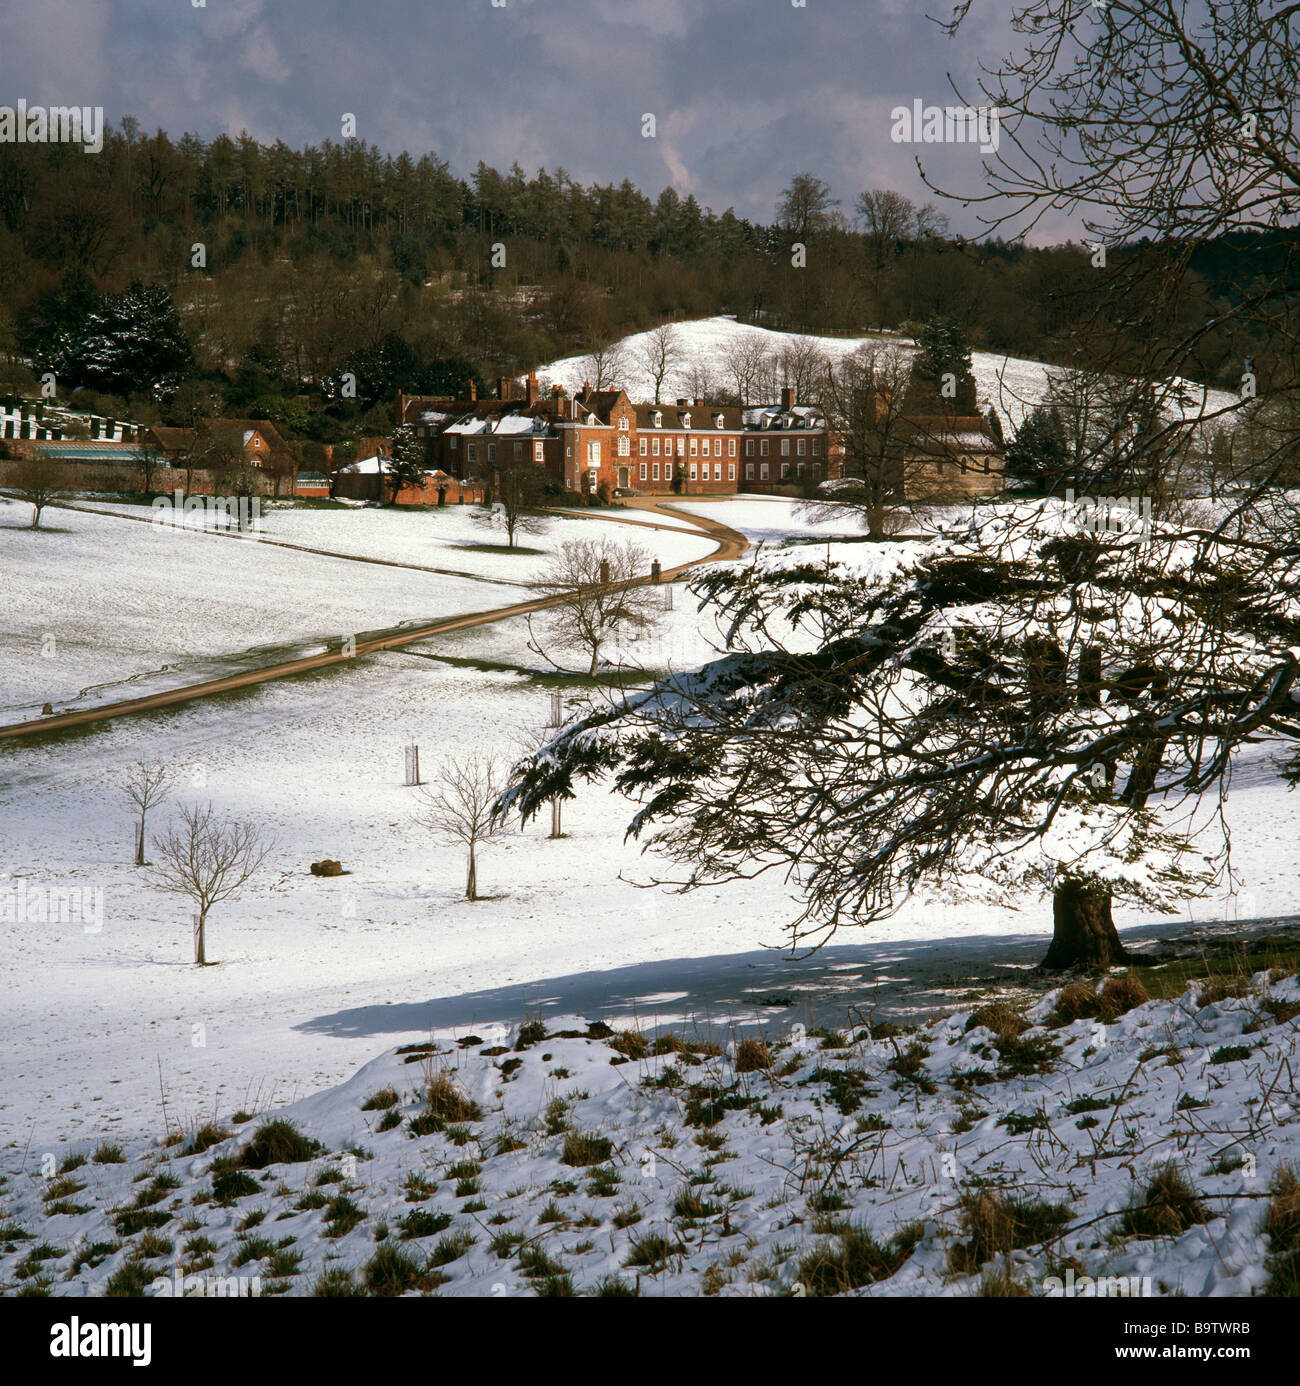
[890,100,1000,153]
[149,1269,263,1297]
[1042,1267,1152,1298]
[1065,489,1153,536]
[0,879,103,933]
[152,490,263,536]
[0,100,103,153]
[50,1318,151,1367]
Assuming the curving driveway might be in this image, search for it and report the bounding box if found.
[0,498,746,741]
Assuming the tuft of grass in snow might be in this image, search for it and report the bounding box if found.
[794,1221,924,1296]
[411,1071,483,1132]
[561,1131,614,1167]
[211,1169,261,1203]
[360,1087,400,1111]
[1118,1163,1208,1240]
[1262,1165,1300,1296]
[237,1119,324,1169]
[312,1267,367,1296]
[733,1039,773,1073]
[947,1189,1071,1275]
[1048,974,1150,1027]
[182,1122,233,1156]
[976,1259,1034,1296]
[363,1242,445,1296]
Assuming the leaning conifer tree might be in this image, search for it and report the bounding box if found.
[502,501,1300,968]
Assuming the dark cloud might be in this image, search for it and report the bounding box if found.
[2,0,1065,238]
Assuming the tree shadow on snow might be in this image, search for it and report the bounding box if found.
[293,911,1299,1045]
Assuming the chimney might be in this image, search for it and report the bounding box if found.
[676,398,688,408]
[498,377,512,402]
[781,386,796,411]
[527,371,539,406]
[582,379,591,395]
[466,379,477,402]
[695,396,705,408]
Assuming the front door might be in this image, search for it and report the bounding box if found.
[618,467,629,489]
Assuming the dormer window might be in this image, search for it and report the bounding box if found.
[652,411,662,428]
[682,412,691,429]
[714,414,725,428]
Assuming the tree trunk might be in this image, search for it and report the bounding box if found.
[135,814,147,867]
[1041,878,1127,969]
[466,844,477,901]
[194,909,207,966]
[550,798,562,839]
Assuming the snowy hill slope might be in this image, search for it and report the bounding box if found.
[538,317,1237,436]
[3,970,1296,1297]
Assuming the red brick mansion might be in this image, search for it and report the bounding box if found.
[395,369,1002,502]
[397,374,838,499]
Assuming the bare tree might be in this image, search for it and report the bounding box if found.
[581,340,628,392]
[527,537,662,677]
[474,453,550,549]
[148,804,274,965]
[7,455,71,528]
[138,439,166,495]
[856,188,914,312]
[638,323,681,405]
[681,359,719,403]
[721,336,776,407]
[777,172,840,242]
[415,755,509,901]
[194,421,248,493]
[776,337,830,403]
[798,343,918,538]
[121,759,172,866]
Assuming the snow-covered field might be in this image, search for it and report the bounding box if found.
[540,316,1238,435]
[2,494,1296,1297]
[3,971,1297,1296]
[0,499,714,716]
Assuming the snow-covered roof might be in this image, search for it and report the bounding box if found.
[742,405,826,429]
[489,413,543,435]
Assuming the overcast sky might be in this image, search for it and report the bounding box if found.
[2,0,1067,240]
